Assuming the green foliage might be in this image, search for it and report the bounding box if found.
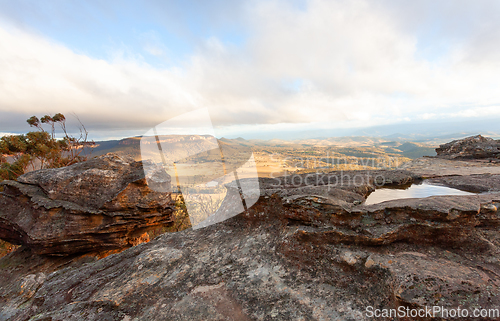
[147,190,225,239]
[0,114,94,181]
[166,195,192,232]
[0,114,93,257]
[147,194,192,239]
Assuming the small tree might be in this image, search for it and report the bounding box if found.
[0,113,94,256]
[0,113,94,180]
[147,194,192,239]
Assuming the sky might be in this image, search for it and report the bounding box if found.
[1,0,500,140]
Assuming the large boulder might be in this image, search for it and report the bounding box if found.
[435,134,500,159]
[0,154,174,255]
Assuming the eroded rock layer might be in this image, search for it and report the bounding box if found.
[0,154,174,256]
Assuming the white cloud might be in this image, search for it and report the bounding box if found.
[1,0,500,138]
[420,113,436,120]
[0,25,200,133]
[185,0,500,127]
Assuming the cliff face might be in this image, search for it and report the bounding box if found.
[1,149,500,320]
[0,154,174,255]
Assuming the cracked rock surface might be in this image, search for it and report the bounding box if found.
[1,153,500,320]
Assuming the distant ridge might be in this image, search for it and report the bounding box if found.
[90,134,439,160]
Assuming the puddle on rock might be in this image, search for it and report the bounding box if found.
[364,181,478,205]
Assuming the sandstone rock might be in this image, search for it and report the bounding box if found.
[195,169,419,229]
[0,154,175,256]
[2,150,500,320]
[435,134,500,159]
[428,174,500,193]
[2,167,500,320]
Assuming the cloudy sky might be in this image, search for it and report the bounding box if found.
[1,0,500,139]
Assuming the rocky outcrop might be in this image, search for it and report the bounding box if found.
[0,154,175,256]
[1,182,500,320]
[436,134,500,159]
[2,157,500,320]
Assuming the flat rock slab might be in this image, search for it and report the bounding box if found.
[399,157,500,177]
[428,174,500,193]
